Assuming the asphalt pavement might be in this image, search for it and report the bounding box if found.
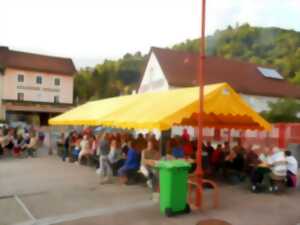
[0,149,299,225]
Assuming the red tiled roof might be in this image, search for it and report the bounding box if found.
[0,46,76,75]
[150,47,300,99]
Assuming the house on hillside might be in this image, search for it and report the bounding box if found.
[138,47,300,112]
[0,46,76,125]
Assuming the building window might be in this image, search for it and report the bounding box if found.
[17,74,24,82]
[54,78,60,86]
[36,76,42,84]
[54,96,59,103]
[17,93,24,101]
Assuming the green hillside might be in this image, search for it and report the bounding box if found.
[173,23,300,80]
[74,24,300,103]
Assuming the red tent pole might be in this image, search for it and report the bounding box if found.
[228,129,231,143]
[278,123,287,148]
[195,0,206,208]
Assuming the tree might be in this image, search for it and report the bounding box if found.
[261,99,300,123]
[73,68,94,103]
[290,72,300,85]
[73,52,144,103]
[118,53,144,85]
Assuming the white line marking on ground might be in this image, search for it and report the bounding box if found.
[15,222,34,225]
[15,200,155,225]
[14,195,36,222]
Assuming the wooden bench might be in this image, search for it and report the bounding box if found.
[188,175,219,209]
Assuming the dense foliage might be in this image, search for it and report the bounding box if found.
[173,23,300,79]
[261,99,300,123]
[74,24,300,111]
[74,52,145,104]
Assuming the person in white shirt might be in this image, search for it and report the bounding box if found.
[258,147,269,164]
[78,135,91,164]
[266,147,287,191]
[285,151,298,187]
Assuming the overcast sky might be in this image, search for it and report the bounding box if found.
[1,0,299,68]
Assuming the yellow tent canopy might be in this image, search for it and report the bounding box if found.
[49,83,271,131]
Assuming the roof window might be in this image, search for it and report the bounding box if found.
[258,67,283,80]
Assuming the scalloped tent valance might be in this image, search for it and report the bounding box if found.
[48,83,271,131]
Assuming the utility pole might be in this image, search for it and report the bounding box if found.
[195,0,206,208]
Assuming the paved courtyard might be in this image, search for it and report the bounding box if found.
[0,151,299,225]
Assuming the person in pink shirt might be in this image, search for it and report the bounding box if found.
[90,135,98,155]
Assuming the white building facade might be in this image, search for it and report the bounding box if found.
[138,47,300,139]
[139,51,280,113]
[0,46,76,125]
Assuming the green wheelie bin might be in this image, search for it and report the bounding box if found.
[156,160,191,217]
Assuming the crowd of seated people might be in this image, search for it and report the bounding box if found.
[0,127,39,158]
[200,140,298,192]
[248,146,298,192]
[60,130,159,185]
[59,130,96,163]
[58,129,298,192]
[166,134,298,192]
